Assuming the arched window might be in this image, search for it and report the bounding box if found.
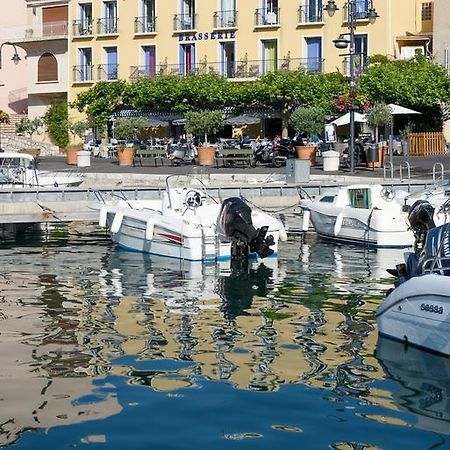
[37,53,58,82]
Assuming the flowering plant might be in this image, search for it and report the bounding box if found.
[336,92,370,113]
[0,110,10,124]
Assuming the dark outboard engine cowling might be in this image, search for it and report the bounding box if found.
[218,197,275,259]
[407,199,436,250]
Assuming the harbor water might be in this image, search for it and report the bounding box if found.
[0,224,449,449]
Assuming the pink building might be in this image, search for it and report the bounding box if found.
[0,0,28,114]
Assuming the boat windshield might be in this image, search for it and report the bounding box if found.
[348,188,371,209]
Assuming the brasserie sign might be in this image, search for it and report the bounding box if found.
[178,31,236,41]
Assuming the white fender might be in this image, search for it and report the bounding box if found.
[145,219,154,240]
[301,209,310,232]
[110,212,123,234]
[334,213,344,236]
[279,221,288,241]
[99,207,108,227]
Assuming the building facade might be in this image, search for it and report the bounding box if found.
[433,0,450,72]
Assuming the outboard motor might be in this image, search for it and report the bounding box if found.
[217,197,275,259]
[407,199,436,250]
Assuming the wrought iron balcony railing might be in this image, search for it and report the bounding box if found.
[73,65,93,82]
[97,17,118,34]
[98,64,119,80]
[73,19,93,36]
[135,16,157,33]
[173,14,196,31]
[343,1,371,22]
[213,10,238,28]
[298,4,323,23]
[255,8,280,26]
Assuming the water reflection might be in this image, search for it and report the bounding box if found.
[376,336,450,435]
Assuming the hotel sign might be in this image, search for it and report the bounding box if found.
[178,31,236,41]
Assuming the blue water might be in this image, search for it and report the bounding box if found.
[0,225,449,449]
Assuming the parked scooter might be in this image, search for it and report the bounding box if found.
[271,138,296,167]
[167,141,197,166]
[251,139,274,167]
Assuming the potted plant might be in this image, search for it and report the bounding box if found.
[185,110,225,166]
[113,117,148,166]
[289,106,325,166]
[44,102,71,163]
[365,102,391,167]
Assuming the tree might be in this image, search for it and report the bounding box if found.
[289,106,325,143]
[15,117,44,139]
[44,102,69,148]
[184,110,224,145]
[113,117,149,142]
[365,102,391,143]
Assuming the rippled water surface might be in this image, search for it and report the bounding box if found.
[0,225,449,449]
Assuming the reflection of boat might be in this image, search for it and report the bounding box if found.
[93,175,286,262]
[376,200,450,356]
[376,336,450,434]
[0,152,84,187]
[302,184,414,248]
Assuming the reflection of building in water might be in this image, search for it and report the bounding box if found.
[0,263,121,446]
[376,337,450,435]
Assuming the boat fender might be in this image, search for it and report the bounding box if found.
[110,212,124,234]
[279,221,288,241]
[302,209,310,232]
[99,207,108,227]
[145,219,154,240]
[334,213,344,236]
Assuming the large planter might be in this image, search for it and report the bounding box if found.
[65,146,80,165]
[296,145,316,166]
[197,146,216,166]
[117,147,135,166]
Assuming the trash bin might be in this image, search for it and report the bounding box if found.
[286,158,310,183]
[322,150,340,172]
[77,150,91,167]
[367,144,379,163]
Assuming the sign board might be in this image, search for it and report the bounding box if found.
[325,124,336,143]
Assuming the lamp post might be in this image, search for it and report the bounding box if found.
[324,0,378,173]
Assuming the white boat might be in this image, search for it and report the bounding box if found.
[302,184,414,248]
[93,175,287,262]
[377,201,450,356]
[0,152,84,188]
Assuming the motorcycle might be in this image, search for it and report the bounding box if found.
[167,141,197,166]
[270,138,296,167]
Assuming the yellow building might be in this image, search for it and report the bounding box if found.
[68,0,434,115]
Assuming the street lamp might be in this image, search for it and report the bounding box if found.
[324,0,378,172]
[0,41,21,70]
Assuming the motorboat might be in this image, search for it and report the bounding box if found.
[376,336,450,434]
[376,199,450,356]
[92,175,287,262]
[0,152,84,188]
[301,184,414,248]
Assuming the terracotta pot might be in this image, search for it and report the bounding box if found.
[296,145,316,166]
[197,146,216,166]
[117,147,135,166]
[65,146,80,165]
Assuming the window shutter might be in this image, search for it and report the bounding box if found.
[38,53,58,82]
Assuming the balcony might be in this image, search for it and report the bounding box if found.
[135,16,157,34]
[173,14,196,31]
[343,1,371,22]
[14,21,68,42]
[73,65,93,82]
[213,10,238,28]
[98,64,119,80]
[97,18,118,35]
[72,19,93,37]
[255,8,280,26]
[298,4,323,24]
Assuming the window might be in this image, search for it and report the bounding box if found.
[421,2,432,20]
[305,37,322,72]
[104,47,118,80]
[262,40,277,73]
[179,44,195,75]
[220,42,235,78]
[102,0,117,33]
[219,0,237,27]
[349,189,370,209]
[42,5,68,36]
[79,3,93,35]
[38,53,58,82]
[142,0,156,32]
[180,0,195,29]
[307,0,322,22]
[353,0,369,20]
[142,45,156,77]
[78,47,93,81]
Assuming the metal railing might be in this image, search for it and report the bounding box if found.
[130,65,158,79]
[97,17,118,34]
[298,4,323,23]
[24,21,68,39]
[98,64,119,81]
[255,8,280,26]
[73,65,93,82]
[213,10,238,28]
[173,14,196,30]
[343,1,371,22]
[134,16,157,33]
[72,19,93,36]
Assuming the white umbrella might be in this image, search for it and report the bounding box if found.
[330,111,367,127]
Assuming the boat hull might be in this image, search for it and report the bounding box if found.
[376,274,450,356]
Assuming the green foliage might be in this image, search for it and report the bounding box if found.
[289,106,325,141]
[366,102,391,128]
[113,117,149,141]
[184,110,224,145]
[71,80,126,134]
[44,102,69,148]
[15,117,44,138]
[69,120,89,140]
